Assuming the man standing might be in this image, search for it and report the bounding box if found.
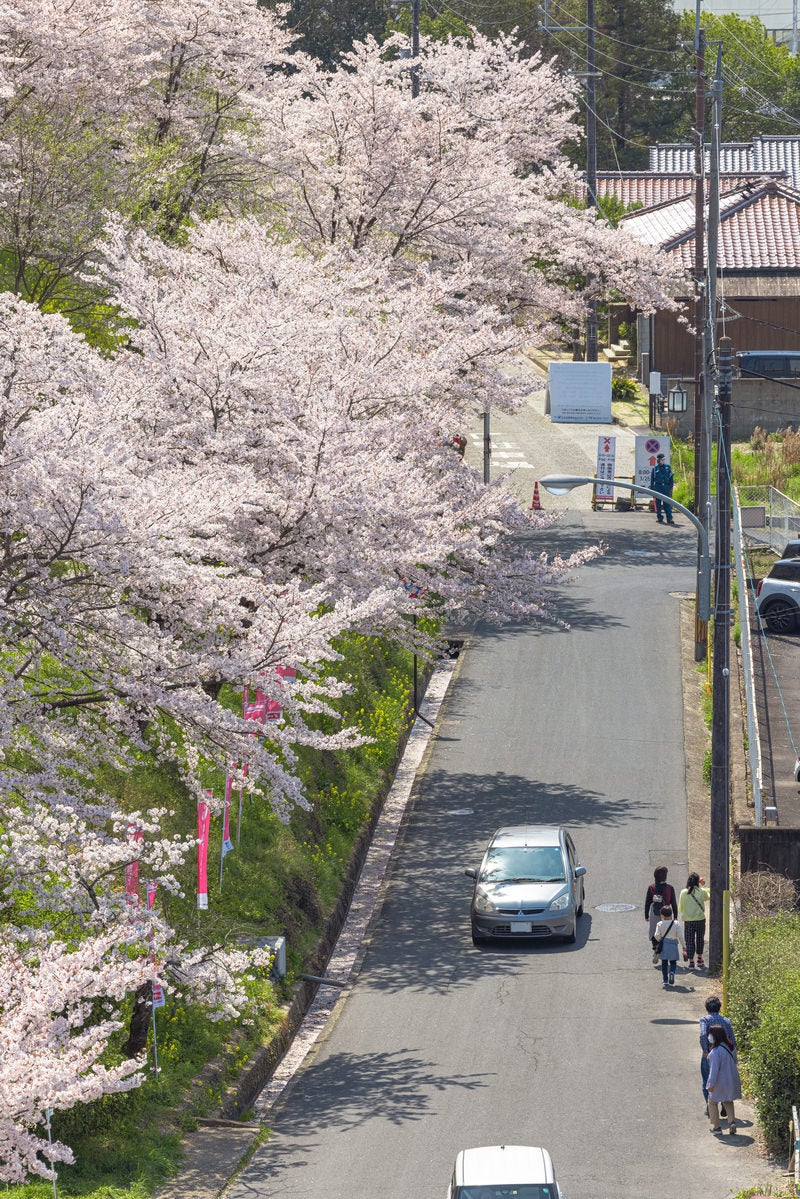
[650,452,675,524]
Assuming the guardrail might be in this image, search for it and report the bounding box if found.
[737,485,800,554]
[733,489,764,826]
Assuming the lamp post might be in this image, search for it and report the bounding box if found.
[668,381,688,413]
[539,474,711,622]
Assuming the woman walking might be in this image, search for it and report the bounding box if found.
[707,1027,742,1135]
[679,872,710,968]
[645,866,678,948]
[653,904,686,987]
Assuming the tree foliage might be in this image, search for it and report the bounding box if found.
[0,1,681,1180]
[680,11,800,143]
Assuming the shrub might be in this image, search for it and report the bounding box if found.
[748,972,800,1150]
[611,374,640,403]
[739,870,798,923]
[728,912,800,1050]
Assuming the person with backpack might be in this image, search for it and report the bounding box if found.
[645,866,678,949]
[679,872,710,969]
[707,1026,742,1135]
[653,904,686,987]
[700,997,737,1116]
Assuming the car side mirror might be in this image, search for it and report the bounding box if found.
[464,868,477,880]
[575,866,586,878]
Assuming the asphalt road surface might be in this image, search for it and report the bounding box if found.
[229,511,779,1199]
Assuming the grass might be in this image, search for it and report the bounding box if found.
[8,633,418,1199]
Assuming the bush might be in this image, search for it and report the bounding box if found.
[611,374,640,403]
[739,870,798,923]
[748,973,800,1150]
[728,912,800,1051]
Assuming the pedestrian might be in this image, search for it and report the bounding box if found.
[650,453,675,524]
[700,997,737,1116]
[679,872,710,969]
[645,866,678,947]
[707,1026,742,1135]
[653,904,686,987]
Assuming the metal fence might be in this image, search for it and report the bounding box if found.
[737,485,800,554]
[733,488,765,826]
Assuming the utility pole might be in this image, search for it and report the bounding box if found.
[411,0,420,97]
[693,5,708,662]
[585,0,598,362]
[709,336,733,972]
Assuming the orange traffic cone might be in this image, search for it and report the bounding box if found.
[530,482,542,510]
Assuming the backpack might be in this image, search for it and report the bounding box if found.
[650,887,664,915]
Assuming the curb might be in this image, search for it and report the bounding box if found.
[154,658,459,1199]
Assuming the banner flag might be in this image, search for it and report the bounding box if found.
[197,792,211,911]
[146,882,166,1008]
[125,825,143,908]
[221,784,234,858]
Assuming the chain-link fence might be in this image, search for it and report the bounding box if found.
[736,485,800,554]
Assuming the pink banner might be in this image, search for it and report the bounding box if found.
[125,825,143,908]
[197,793,211,910]
[276,664,297,683]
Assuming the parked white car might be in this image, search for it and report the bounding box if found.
[756,557,800,633]
[445,1145,562,1199]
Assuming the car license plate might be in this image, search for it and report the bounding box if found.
[510,921,531,933]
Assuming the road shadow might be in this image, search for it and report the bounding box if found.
[358,770,647,995]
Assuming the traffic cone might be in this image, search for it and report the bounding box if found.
[530,482,542,510]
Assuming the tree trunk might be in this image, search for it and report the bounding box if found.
[123,980,153,1058]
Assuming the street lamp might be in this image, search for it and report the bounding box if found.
[539,474,711,622]
[668,382,688,413]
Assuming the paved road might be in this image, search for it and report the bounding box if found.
[229,511,777,1199]
[466,356,640,511]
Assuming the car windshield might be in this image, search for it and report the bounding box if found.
[480,846,566,884]
[455,1187,557,1198]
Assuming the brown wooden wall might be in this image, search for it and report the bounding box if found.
[652,295,800,377]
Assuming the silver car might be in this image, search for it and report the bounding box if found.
[465,825,586,945]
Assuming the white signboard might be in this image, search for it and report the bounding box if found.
[635,434,671,493]
[595,435,616,502]
[548,362,612,424]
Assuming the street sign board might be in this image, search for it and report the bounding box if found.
[635,435,671,492]
[548,362,612,423]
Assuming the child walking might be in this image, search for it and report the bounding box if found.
[653,905,686,987]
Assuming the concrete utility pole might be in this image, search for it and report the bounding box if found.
[411,0,420,97]
[709,336,733,971]
[693,2,708,663]
[585,0,598,362]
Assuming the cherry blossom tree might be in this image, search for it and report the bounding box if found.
[253,32,677,330]
[0,935,152,1182]
[0,7,686,1180]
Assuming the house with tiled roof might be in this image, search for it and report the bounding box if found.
[597,170,787,210]
[617,176,800,435]
[648,136,800,188]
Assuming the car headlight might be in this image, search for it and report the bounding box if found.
[549,891,570,911]
[474,890,497,914]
